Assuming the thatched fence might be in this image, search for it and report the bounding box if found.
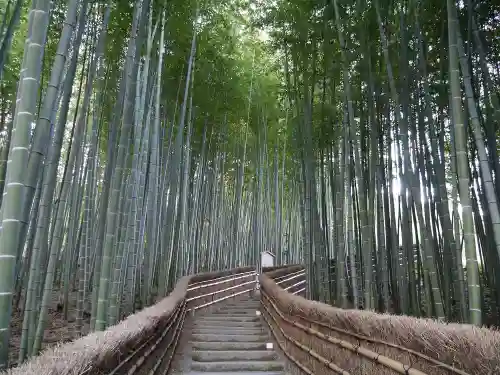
[261,265,500,375]
[3,266,259,375]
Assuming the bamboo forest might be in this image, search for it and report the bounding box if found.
[0,0,499,370]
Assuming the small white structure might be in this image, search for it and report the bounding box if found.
[261,250,275,268]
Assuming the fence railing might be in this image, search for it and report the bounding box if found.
[14,263,497,375]
[5,265,266,375]
[5,264,316,375]
[260,265,500,375]
[267,264,306,297]
[186,268,257,311]
[187,270,256,290]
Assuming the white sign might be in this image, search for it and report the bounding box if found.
[261,251,275,268]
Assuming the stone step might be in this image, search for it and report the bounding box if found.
[191,360,284,372]
[210,308,260,316]
[219,304,261,310]
[211,310,257,315]
[192,350,278,362]
[193,320,262,328]
[195,315,260,322]
[182,297,285,375]
[212,311,260,316]
[192,333,268,342]
[186,372,284,375]
[191,341,271,351]
[192,327,265,335]
[222,301,261,306]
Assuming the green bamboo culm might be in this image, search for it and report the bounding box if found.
[446,0,481,326]
[0,0,50,367]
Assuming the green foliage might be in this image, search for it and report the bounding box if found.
[70,0,286,175]
[1,0,29,106]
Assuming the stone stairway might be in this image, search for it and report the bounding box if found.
[183,297,286,374]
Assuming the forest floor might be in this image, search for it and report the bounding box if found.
[8,289,90,367]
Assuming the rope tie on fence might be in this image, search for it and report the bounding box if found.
[404,360,414,375]
[353,339,361,353]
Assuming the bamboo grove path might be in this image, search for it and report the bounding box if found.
[5,265,499,375]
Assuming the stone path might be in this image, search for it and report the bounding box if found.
[181,296,286,375]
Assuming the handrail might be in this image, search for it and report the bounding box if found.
[261,290,429,375]
[187,270,256,291]
[108,305,174,374]
[263,265,305,282]
[187,271,256,292]
[8,266,259,375]
[292,287,305,295]
[284,292,469,375]
[186,268,258,311]
[273,269,305,283]
[108,300,186,375]
[260,269,470,375]
[283,279,305,291]
[261,295,350,375]
[276,272,305,286]
[191,286,256,311]
[275,270,305,282]
[187,279,256,303]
